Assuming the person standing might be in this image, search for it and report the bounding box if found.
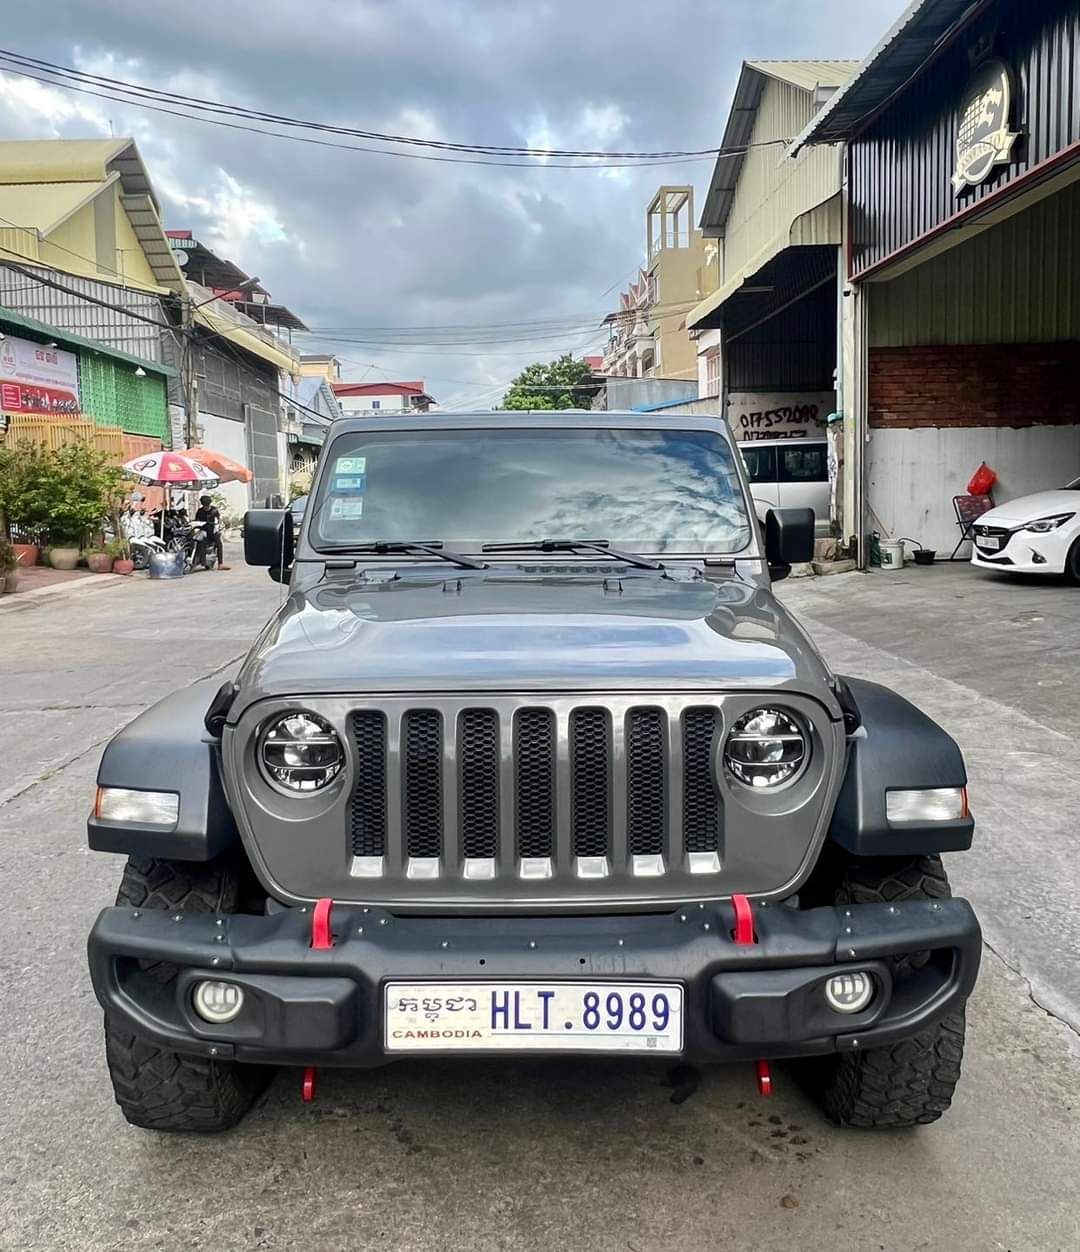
[194,495,228,570]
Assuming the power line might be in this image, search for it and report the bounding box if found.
[0,49,789,170]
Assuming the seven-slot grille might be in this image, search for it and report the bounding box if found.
[346,701,722,887]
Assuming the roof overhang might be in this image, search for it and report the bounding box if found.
[790,0,986,154]
[686,244,838,336]
[120,193,186,293]
[0,302,176,376]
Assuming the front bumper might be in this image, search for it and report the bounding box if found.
[88,897,981,1067]
[971,527,1070,573]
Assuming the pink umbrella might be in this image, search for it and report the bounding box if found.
[122,451,221,489]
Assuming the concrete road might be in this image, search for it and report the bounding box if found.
[1,561,1078,1252]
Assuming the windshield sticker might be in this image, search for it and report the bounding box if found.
[330,497,364,520]
[335,455,366,475]
[333,474,367,493]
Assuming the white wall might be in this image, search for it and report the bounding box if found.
[337,392,411,415]
[867,425,1080,553]
[200,411,251,518]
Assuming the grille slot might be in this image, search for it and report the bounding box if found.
[459,709,499,859]
[682,708,721,853]
[570,708,611,858]
[515,708,555,858]
[627,708,666,856]
[348,711,387,857]
[402,710,442,859]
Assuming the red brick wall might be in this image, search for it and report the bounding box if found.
[868,343,1080,429]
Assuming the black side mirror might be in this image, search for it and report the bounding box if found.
[765,508,814,581]
[244,509,294,570]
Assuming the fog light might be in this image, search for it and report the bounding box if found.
[824,971,874,1014]
[193,980,244,1024]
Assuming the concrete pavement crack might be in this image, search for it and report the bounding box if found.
[0,652,246,812]
[981,935,1080,1043]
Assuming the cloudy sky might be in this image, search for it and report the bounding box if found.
[0,1,898,408]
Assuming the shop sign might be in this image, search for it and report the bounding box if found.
[727,391,831,442]
[952,58,1020,191]
[0,333,80,415]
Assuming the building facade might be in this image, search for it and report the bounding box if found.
[603,187,717,384]
[685,61,857,469]
[796,0,1080,558]
[331,381,436,415]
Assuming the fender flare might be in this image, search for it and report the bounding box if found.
[827,676,974,857]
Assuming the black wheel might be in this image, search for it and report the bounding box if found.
[1065,537,1080,585]
[804,854,968,1128]
[104,854,274,1132]
[132,547,150,571]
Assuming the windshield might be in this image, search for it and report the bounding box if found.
[308,427,752,555]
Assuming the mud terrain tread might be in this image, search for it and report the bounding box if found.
[820,1008,966,1128]
[104,1020,270,1133]
[116,854,240,914]
[834,853,951,907]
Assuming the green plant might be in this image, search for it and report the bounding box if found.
[0,538,16,573]
[501,354,598,411]
[105,536,130,559]
[7,441,123,547]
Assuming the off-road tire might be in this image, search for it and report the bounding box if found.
[104,1021,272,1133]
[105,854,273,1132]
[818,1008,966,1128]
[808,854,967,1128]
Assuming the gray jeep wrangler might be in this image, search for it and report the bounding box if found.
[87,413,980,1132]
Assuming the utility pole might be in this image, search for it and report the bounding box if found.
[181,292,198,449]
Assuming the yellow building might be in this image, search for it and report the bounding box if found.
[0,137,184,294]
[603,186,717,383]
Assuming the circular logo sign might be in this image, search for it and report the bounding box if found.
[952,58,1019,191]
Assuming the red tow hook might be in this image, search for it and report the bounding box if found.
[303,898,335,1101]
[730,894,772,1097]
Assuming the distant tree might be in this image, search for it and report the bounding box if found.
[501,354,597,411]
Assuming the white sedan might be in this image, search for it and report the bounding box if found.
[970,480,1080,580]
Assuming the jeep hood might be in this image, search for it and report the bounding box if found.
[233,564,837,710]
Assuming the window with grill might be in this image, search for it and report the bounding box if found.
[704,347,720,397]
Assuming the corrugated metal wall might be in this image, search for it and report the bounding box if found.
[728,281,836,391]
[850,0,1080,276]
[724,77,842,282]
[870,178,1080,345]
[0,264,167,362]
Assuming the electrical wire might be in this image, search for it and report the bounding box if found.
[0,48,787,163]
[0,50,790,170]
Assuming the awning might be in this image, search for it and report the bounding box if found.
[193,303,300,376]
[0,302,176,376]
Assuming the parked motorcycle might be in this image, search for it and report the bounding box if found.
[169,522,218,572]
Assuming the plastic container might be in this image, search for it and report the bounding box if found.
[148,549,186,579]
[879,540,905,571]
[912,548,936,565]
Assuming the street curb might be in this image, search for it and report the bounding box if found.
[0,572,129,614]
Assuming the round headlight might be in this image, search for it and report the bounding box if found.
[724,707,807,788]
[260,711,343,792]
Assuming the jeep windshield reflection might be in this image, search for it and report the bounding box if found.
[308,427,752,555]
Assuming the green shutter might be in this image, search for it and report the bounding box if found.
[78,353,171,444]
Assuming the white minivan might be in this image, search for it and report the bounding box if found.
[739,438,831,536]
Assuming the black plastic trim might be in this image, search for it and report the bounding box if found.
[88,896,981,1067]
[828,677,973,856]
[88,678,240,861]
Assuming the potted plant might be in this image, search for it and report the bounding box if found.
[85,542,114,574]
[107,535,134,576]
[0,443,44,568]
[0,537,17,594]
[30,442,122,571]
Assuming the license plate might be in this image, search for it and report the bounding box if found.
[979,535,1002,550]
[384,981,684,1053]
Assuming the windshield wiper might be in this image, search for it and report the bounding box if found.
[481,538,663,571]
[320,541,487,570]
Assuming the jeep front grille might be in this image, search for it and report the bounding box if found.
[345,696,723,894]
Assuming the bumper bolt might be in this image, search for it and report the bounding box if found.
[441,940,450,949]
[527,941,536,949]
[209,1047,219,1057]
[702,922,711,932]
[357,927,364,936]
[844,926,853,934]
[847,948,856,958]
[172,914,182,922]
[617,939,624,947]
[215,934,226,943]
[379,917,388,926]
[131,910,140,919]
[211,957,221,967]
[679,913,688,923]
[215,918,224,927]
